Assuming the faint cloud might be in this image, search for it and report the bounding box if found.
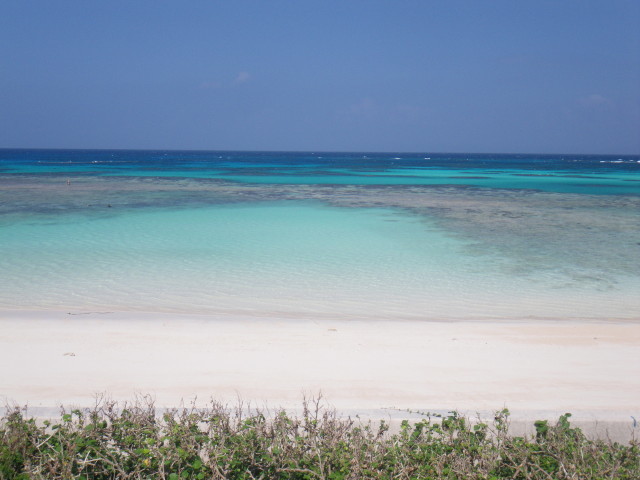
[496,54,529,65]
[235,71,250,84]
[338,99,428,126]
[200,72,250,90]
[340,99,426,123]
[390,104,424,122]
[346,98,377,117]
[200,81,222,89]
[578,94,612,108]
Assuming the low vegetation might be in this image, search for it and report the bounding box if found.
[1,396,638,479]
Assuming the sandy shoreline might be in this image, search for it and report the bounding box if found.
[1,309,639,440]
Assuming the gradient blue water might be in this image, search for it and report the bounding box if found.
[1,149,639,194]
[1,149,639,320]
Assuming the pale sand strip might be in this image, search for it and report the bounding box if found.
[1,310,639,440]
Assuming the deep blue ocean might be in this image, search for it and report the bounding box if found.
[1,149,639,320]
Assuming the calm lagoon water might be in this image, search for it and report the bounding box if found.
[1,149,639,320]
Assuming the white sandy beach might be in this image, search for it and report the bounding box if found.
[1,309,639,440]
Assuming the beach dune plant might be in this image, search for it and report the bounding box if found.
[1,395,638,479]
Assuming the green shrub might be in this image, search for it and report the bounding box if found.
[1,397,638,479]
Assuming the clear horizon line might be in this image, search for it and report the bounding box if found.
[1,146,639,157]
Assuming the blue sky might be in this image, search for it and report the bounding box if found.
[1,0,639,154]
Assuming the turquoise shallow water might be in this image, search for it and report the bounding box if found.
[1,149,639,320]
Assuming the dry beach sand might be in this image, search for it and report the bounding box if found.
[1,310,639,441]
